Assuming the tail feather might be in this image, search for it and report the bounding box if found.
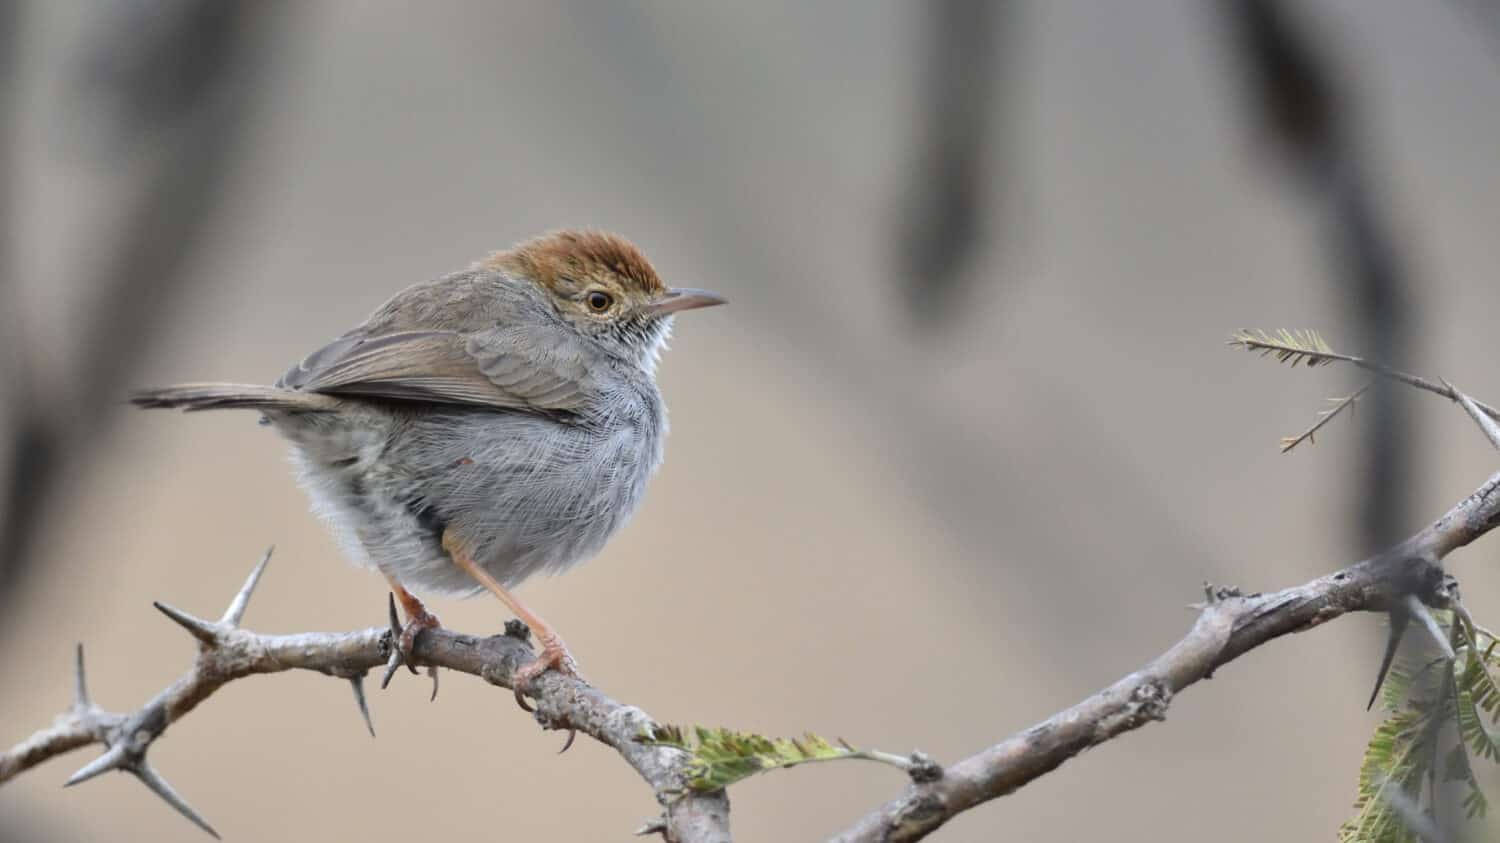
[130,383,339,413]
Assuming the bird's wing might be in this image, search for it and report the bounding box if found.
[277,329,596,414]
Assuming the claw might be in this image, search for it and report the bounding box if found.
[510,633,579,712]
[397,624,421,676]
[380,594,404,690]
[379,591,443,698]
[389,593,416,676]
[558,729,577,754]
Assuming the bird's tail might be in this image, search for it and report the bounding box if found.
[130,383,340,413]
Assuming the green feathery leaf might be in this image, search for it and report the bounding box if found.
[1280,386,1369,453]
[1228,329,1348,368]
[639,725,906,792]
[1458,665,1500,763]
[1340,706,1433,843]
[1344,612,1500,841]
[1446,737,1490,819]
[1380,662,1417,713]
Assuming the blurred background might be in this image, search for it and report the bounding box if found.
[2,1,1500,840]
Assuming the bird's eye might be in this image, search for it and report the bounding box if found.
[585,291,613,312]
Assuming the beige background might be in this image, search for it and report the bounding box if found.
[5,2,1500,840]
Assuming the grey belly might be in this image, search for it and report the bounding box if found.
[278,404,657,596]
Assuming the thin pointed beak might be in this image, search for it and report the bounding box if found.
[646,287,727,316]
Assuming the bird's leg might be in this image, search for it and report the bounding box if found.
[383,575,441,699]
[387,577,443,659]
[442,532,578,710]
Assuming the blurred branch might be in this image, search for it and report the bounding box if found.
[831,464,1500,842]
[0,0,283,605]
[895,0,1010,326]
[1221,0,1417,552]
[1446,0,1500,66]
[0,0,24,601]
[0,549,731,843]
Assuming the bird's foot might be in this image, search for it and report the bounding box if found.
[381,592,442,700]
[511,630,579,712]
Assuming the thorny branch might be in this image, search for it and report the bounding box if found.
[0,548,731,843]
[829,399,1500,842]
[10,473,1500,843]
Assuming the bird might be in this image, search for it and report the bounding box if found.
[132,229,725,705]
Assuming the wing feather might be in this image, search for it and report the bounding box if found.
[277,329,594,413]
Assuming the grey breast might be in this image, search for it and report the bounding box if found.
[384,374,666,592]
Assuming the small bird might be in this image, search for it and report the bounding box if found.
[133,230,724,703]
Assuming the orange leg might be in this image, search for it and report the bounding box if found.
[383,574,441,699]
[442,532,578,709]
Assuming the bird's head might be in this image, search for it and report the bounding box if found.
[483,229,724,368]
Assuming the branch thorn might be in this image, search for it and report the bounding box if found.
[131,760,220,839]
[348,674,375,738]
[221,545,273,627]
[634,817,669,838]
[1442,378,1500,451]
[1368,610,1409,711]
[153,601,221,646]
[64,742,128,787]
[1404,594,1455,661]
